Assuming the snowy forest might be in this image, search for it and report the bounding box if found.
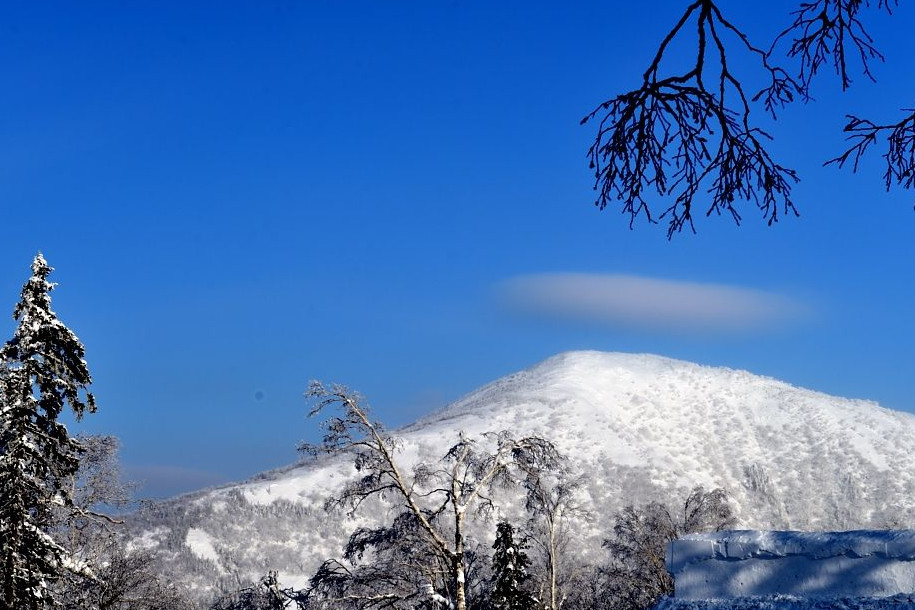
[0,255,744,610]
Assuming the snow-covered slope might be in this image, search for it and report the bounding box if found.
[127,351,915,600]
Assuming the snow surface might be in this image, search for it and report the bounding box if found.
[126,351,915,599]
[125,526,168,552]
[671,531,915,567]
[185,528,224,572]
[241,459,354,505]
[669,531,915,600]
[654,594,915,609]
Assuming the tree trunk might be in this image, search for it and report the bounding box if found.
[454,507,466,610]
[453,553,466,610]
[549,526,558,610]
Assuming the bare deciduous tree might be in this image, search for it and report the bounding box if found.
[582,0,801,236]
[827,110,915,193]
[584,0,913,235]
[299,382,560,610]
[774,0,895,92]
[601,486,735,610]
[54,436,195,610]
[521,462,588,610]
[62,545,196,610]
[305,510,452,610]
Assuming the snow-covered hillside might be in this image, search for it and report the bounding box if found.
[127,351,915,600]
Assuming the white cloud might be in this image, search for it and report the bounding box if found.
[497,273,807,333]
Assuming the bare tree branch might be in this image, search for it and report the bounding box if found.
[300,382,560,610]
[520,460,588,610]
[582,0,801,237]
[826,108,915,199]
[772,0,896,92]
[600,486,735,610]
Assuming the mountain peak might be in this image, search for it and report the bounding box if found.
[129,351,915,600]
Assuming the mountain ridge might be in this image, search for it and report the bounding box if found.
[127,350,915,600]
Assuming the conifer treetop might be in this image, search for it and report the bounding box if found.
[3,252,96,421]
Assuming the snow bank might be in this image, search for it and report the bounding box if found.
[654,593,915,609]
[667,530,915,600]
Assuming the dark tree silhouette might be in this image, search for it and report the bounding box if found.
[775,1,915,196]
[583,0,913,236]
[827,110,915,193]
[490,522,536,610]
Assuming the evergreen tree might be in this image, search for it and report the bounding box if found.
[490,522,536,610]
[0,253,97,609]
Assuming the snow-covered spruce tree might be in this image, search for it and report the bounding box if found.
[0,253,97,609]
[490,522,536,610]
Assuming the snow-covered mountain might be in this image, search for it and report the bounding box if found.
[127,351,915,600]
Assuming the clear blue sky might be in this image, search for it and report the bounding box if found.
[1,1,913,497]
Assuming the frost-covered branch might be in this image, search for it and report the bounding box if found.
[301,383,559,610]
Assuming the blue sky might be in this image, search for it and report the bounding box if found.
[1,1,913,497]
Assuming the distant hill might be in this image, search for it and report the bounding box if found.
[126,351,915,601]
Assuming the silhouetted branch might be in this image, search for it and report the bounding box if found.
[827,109,915,196]
[582,0,800,237]
[773,0,895,92]
[772,1,913,199]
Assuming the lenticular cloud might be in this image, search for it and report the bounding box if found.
[498,273,806,333]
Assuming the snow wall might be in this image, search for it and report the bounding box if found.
[667,530,915,600]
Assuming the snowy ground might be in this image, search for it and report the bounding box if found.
[663,531,915,609]
[654,594,915,609]
[669,530,915,600]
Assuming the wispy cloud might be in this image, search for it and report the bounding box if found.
[497,273,808,333]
